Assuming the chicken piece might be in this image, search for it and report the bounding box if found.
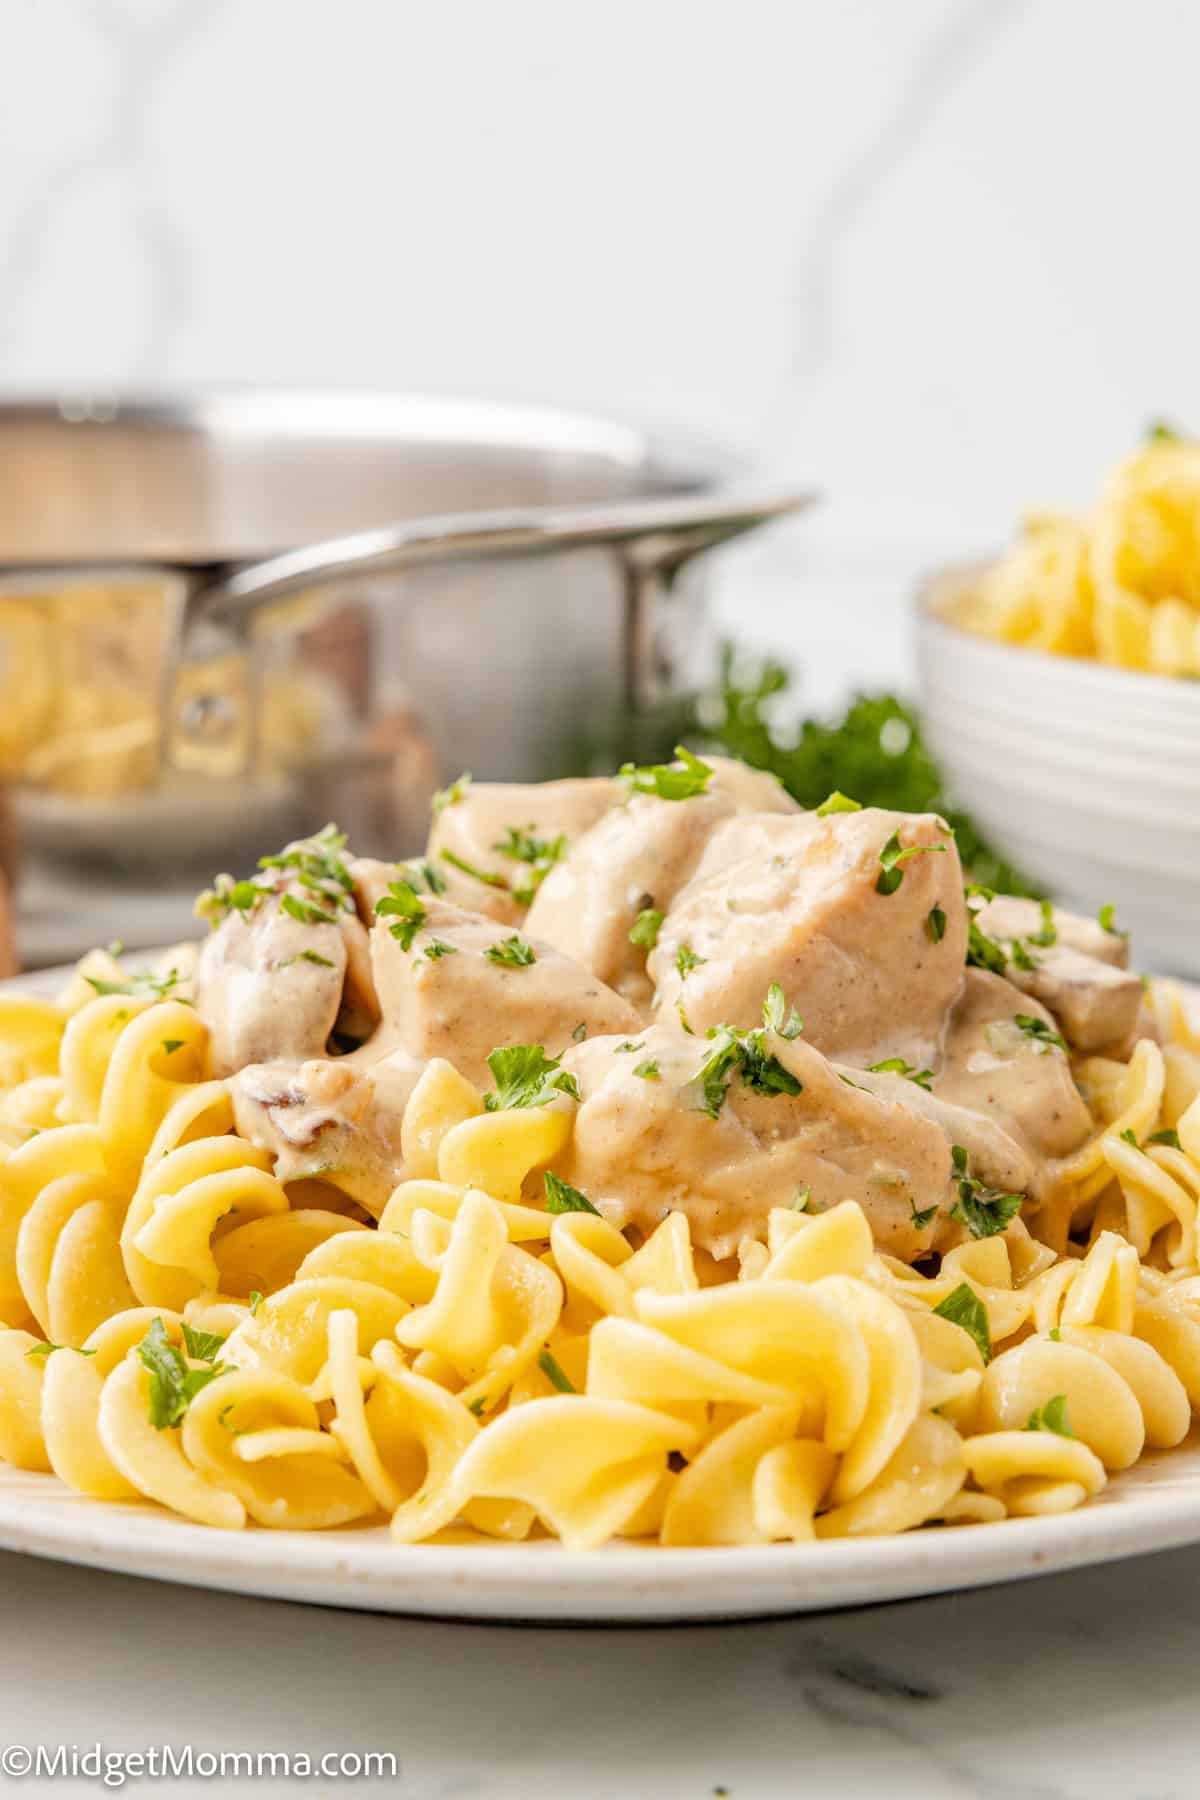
[231,1046,422,1217]
[973,897,1142,1053]
[558,1024,1033,1263]
[195,891,378,1078]
[650,807,965,1067]
[371,896,642,1089]
[933,970,1093,1161]
[525,757,797,1011]
[425,776,624,924]
[977,896,1130,968]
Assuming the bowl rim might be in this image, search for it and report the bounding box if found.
[915,555,1200,709]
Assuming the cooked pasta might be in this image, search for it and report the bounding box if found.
[952,431,1200,674]
[1,759,1199,1550]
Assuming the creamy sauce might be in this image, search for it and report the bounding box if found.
[196,762,1140,1266]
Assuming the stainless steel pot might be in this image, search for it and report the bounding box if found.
[0,392,811,890]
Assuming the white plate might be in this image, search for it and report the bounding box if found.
[8,962,1200,1621]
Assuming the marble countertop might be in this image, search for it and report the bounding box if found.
[1,1540,1191,1798]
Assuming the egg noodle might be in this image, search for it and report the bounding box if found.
[0,941,1197,1548]
[955,430,1200,674]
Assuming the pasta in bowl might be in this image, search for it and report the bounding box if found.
[1,749,1199,1555]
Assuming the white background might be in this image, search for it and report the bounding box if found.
[2,0,1197,706]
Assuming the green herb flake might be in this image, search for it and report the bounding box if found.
[439,848,508,890]
[933,1282,992,1363]
[926,905,947,943]
[1098,902,1128,938]
[966,916,1009,975]
[493,826,568,904]
[400,856,448,896]
[571,1023,588,1043]
[1048,1327,1061,1341]
[792,1186,812,1212]
[374,879,427,951]
[537,1348,576,1394]
[423,938,459,961]
[483,1045,580,1113]
[1120,1128,1139,1147]
[1014,1014,1067,1055]
[137,1317,226,1430]
[1009,938,1037,972]
[1025,1393,1074,1437]
[26,1340,95,1361]
[619,744,713,802]
[467,1395,489,1418]
[161,1038,186,1056]
[279,891,338,927]
[1028,899,1058,947]
[181,1322,227,1363]
[1147,1128,1182,1149]
[868,1057,934,1090]
[633,1058,660,1081]
[629,907,665,949]
[815,790,862,816]
[248,1291,263,1316]
[484,934,537,969]
[910,1202,939,1230]
[948,1146,1024,1240]
[762,982,803,1040]
[875,830,947,896]
[278,949,337,970]
[675,944,706,979]
[432,771,472,816]
[544,1171,600,1216]
[86,967,185,1002]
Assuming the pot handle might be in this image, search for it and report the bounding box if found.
[185,487,818,630]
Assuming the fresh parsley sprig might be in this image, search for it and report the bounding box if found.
[137,1317,226,1430]
[948,1144,1024,1239]
[375,879,427,951]
[483,1045,580,1112]
[544,1171,600,1215]
[619,745,713,801]
[932,1282,992,1363]
[485,934,537,968]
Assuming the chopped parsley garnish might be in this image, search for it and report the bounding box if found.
[1009,937,1036,972]
[792,1186,812,1212]
[629,907,665,949]
[86,967,185,1002]
[762,982,803,1040]
[933,1282,992,1363]
[1028,899,1058,947]
[493,826,568,904]
[1147,1128,1182,1149]
[868,1057,934,1090]
[467,1395,489,1418]
[633,1059,660,1080]
[926,906,947,943]
[571,1023,588,1043]
[161,1039,185,1056]
[399,857,448,896]
[260,824,353,901]
[537,1349,576,1394]
[910,1202,939,1230]
[432,771,472,815]
[248,1291,263,1315]
[485,933,537,968]
[280,892,338,926]
[137,1317,226,1430]
[278,949,336,970]
[544,1171,600,1216]
[375,879,426,951]
[439,848,507,889]
[619,744,713,801]
[1025,1393,1074,1437]
[1014,1014,1066,1054]
[965,916,1009,975]
[675,944,706,979]
[194,875,261,926]
[483,1045,580,1112]
[422,938,459,961]
[875,830,947,896]
[1098,902,1127,937]
[1120,1128,1139,1146]
[26,1340,95,1360]
[815,790,862,816]
[1048,1326,1061,1342]
[615,1041,642,1054]
[687,1016,802,1118]
[948,1144,1024,1239]
[181,1323,227,1363]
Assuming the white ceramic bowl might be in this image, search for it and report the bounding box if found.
[915,562,1200,976]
